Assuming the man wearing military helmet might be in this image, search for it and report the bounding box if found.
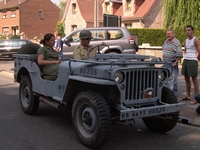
[73,30,97,60]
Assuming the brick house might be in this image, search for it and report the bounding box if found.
[62,0,164,34]
[0,0,60,39]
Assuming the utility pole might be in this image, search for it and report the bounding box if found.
[94,0,99,27]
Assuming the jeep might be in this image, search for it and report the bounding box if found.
[13,43,185,149]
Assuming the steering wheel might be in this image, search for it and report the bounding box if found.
[89,42,110,54]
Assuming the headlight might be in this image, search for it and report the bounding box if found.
[159,71,166,81]
[115,71,124,83]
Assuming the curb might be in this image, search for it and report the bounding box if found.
[179,104,200,127]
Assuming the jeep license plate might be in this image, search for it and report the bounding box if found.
[120,107,166,120]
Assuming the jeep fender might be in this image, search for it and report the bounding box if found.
[62,76,116,103]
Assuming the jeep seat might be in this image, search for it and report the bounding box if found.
[31,56,57,81]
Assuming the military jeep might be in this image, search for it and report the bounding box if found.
[13,43,185,149]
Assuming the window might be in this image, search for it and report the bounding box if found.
[126,0,132,10]
[105,2,110,13]
[125,24,132,29]
[107,30,123,39]
[2,27,9,35]
[68,30,79,42]
[90,30,106,41]
[2,14,7,19]
[10,12,16,18]
[38,10,43,18]
[0,41,11,47]
[71,25,77,31]
[72,3,76,14]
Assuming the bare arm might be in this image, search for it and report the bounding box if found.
[55,47,61,52]
[194,38,200,60]
[37,54,61,66]
[184,39,186,54]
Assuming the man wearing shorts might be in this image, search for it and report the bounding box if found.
[180,25,200,104]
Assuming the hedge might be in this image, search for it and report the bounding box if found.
[128,28,200,46]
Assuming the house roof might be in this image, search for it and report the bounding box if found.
[114,4,123,16]
[62,0,156,22]
[123,0,157,19]
[77,0,103,21]
[0,0,27,10]
[62,0,103,22]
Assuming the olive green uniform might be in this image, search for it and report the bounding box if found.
[37,46,59,76]
[73,44,97,60]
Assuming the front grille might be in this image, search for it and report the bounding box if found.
[125,69,159,100]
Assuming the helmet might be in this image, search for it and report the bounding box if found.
[79,30,92,39]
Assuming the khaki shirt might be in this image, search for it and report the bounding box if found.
[73,44,97,60]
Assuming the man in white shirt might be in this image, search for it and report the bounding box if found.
[180,25,200,104]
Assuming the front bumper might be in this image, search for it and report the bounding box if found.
[117,103,185,120]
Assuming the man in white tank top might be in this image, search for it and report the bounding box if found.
[180,25,200,104]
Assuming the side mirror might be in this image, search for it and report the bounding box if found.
[63,39,71,47]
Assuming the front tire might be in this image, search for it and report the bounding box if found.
[19,76,39,115]
[143,87,179,133]
[72,91,112,149]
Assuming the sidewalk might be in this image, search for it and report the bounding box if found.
[179,101,200,126]
[0,61,200,127]
[176,65,200,127]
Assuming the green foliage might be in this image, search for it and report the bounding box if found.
[164,0,200,31]
[10,35,20,39]
[0,34,6,39]
[55,21,65,37]
[129,28,166,46]
[128,28,200,46]
[59,1,66,19]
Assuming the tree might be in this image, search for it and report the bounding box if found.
[55,1,66,37]
[59,0,66,19]
[164,0,200,31]
[55,21,65,37]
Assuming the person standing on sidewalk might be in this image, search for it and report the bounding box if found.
[162,29,183,96]
[180,25,200,104]
[54,31,64,58]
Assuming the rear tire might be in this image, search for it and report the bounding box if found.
[72,91,112,149]
[19,76,39,115]
[142,87,179,133]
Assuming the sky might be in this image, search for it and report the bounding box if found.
[51,0,65,6]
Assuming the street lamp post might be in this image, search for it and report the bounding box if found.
[94,0,99,27]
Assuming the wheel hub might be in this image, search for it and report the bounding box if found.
[82,112,92,125]
[80,107,96,134]
[24,89,29,99]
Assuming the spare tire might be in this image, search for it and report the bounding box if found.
[18,43,41,54]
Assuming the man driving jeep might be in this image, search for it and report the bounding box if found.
[73,30,97,60]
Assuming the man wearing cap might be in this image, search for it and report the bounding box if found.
[73,30,97,60]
